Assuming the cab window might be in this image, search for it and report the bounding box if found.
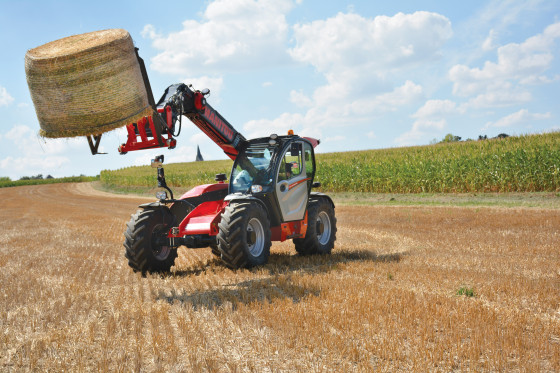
[278,142,303,181]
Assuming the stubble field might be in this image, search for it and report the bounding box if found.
[1,183,559,371]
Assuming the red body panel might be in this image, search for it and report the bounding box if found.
[173,200,229,237]
[178,183,228,199]
[168,183,229,237]
[270,212,308,242]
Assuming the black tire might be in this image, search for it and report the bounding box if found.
[124,208,177,274]
[217,202,271,269]
[209,241,221,258]
[294,197,337,255]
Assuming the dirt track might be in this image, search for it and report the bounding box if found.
[1,183,559,371]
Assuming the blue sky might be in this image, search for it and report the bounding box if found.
[1,0,559,179]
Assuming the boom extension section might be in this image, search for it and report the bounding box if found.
[118,83,246,160]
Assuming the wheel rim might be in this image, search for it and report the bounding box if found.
[152,224,171,260]
[316,211,331,245]
[247,218,265,257]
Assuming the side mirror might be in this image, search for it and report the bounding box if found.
[151,155,164,168]
[200,88,210,96]
[312,182,321,188]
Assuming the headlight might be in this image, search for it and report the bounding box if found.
[156,191,168,200]
[251,185,263,193]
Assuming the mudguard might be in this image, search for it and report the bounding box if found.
[178,183,228,199]
[138,201,165,209]
[224,194,270,216]
[310,192,335,209]
[136,202,177,226]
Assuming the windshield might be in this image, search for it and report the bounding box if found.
[230,143,275,193]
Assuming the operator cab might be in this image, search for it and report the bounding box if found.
[229,134,317,224]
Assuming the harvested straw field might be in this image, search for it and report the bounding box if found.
[1,183,559,371]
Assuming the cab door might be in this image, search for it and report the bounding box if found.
[275,141,309,222]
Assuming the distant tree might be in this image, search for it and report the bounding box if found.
[440,133,462,143]
[46,175,54,179]
[31,174,43,180]
[19,176,30,180]
[478,135,488,141]
[495,133,509,139]
[0,176,10,182]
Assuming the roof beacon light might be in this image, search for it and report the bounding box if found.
[288,129,294,136]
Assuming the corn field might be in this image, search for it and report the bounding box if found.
[100,132,560,193]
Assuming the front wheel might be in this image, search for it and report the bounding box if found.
[209,241,221,258]
[294,197,337,255]
[217,202,271,269]
[124,208,177,274]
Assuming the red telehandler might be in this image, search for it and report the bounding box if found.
[106,53,337,272]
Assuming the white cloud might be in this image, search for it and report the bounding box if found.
[0,125,83,177]
[324,135,346,143]
[0,86,14,107]
[289,11,452,75]
[482,29,497,51]
[485,109,551,128]
[476,0,541,30]
[141,24,160,40]
[4,125,83,156]
[465,86,533,109]
[349,80,424,115]
[143,0,295,76]
[396,99,459,146]
[182,76,224,101]
[395,99,463,147]
[243,112,305,139]
[0,155,69,175]
[449,21,560,103]
[241,11,451,145]
[289,89,313,108]
[412,99,460,118]
[395,118,447,146]
[262,82,273,88]
[459,0,549,61]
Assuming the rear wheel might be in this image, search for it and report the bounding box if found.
[124,208,177,274]
[294,197,337,255]
[217,202,271,269]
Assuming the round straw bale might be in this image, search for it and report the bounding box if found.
[25,29,153,138]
